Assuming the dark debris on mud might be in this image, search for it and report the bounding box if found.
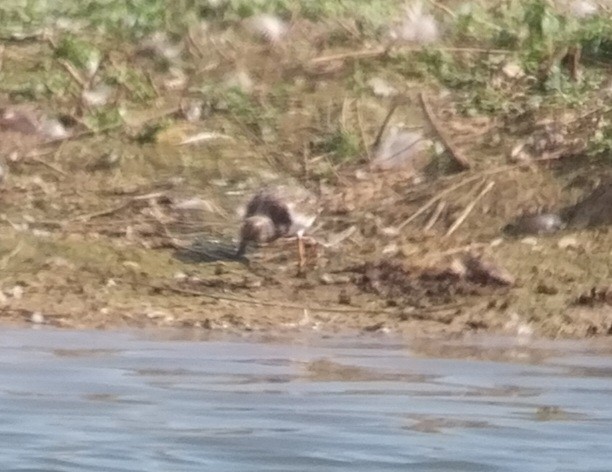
[346,255,513,307]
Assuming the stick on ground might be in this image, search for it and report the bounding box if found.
[419,92,471,170]
[445,180,495,236]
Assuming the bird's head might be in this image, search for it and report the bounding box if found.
[236,215,276,256]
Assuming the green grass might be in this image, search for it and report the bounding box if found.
[0,0,402,38]
[1,0,612,162]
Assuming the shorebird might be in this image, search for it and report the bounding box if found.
[236,185,320,268]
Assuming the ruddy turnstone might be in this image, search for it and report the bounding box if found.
[236,185,319,268]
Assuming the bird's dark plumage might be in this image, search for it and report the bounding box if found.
[243,190,293,237]
[236,185,319,257]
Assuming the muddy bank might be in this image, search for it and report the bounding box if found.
[0,160,609,339]
[0,0,610,338]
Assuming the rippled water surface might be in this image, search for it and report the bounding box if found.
[1,329,611,471]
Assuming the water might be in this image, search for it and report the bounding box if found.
[1,329,611,471]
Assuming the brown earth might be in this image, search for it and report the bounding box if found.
[1,137,610,338]
[0,17,610,339]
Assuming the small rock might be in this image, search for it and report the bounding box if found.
[247,279,263,289]
[380,226,401,237]
[502,62,524,79]
[164,67,187,90]
[557,235,579,250]
[89,151,121,171]
[382,243,400,255]
[245,14,288,44]
[146,311,166,320]
[224,70,254,93]
[505,213,565,236]
[122,261,140,270]
[82,84,113,108]
[516,323,534,338]
[448,257,468,278]
[338,289,351,305]
[138,32,182,61]
[172,197,217,212]
[10,285,23,300]
[319,273,350,285]
[508,142,530,163]
[31,229,52,238]
[489,238,504,247]
[30,312,45,324]
[363,321,385,332]
[503,312,533,338]
[181,100,203,122]
[368,77,398,98]
[463,254,515,286]
[354,169,369,180]
[44,257,74,269]
[520,237,539,246]
[536,283,558,295]
[38,118,70,140]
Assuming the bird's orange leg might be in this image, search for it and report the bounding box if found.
[297,234,306,274]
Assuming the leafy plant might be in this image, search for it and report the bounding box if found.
[54,35,99,70]
[312,128,360,163]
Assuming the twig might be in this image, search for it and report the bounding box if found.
[0,241,24,269]
[0,31,48,42]
[57,59,86,88]
[340,96,350,132]
[25,156,68,177]
[67,191,168,224]
[563,105,611,126]
[186,28,205,59]
[179,131,233,146]
[334,18,362,40]
[356,100,372,161]
[310,46,512,65]
[398,173,484,229]
[310,47,387,64]
[131,191,167,201]
[372,99,400,151]
[70,200,134,222]
[419,92,471,170]
[25,148,57,159]
[445,181,495,237]
[423,200,446,231]
[397,155,565,230]
[427,0,457,18]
